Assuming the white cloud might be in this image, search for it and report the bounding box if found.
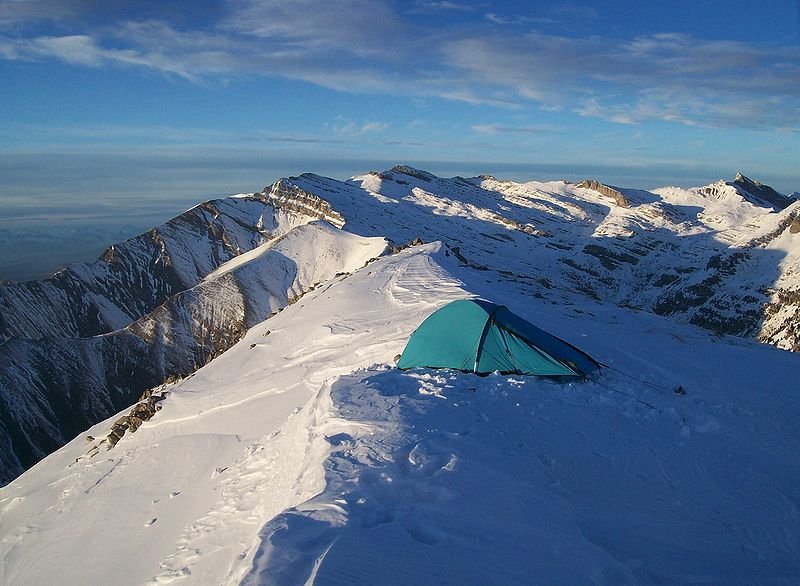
[331,119,389,136]
[10,35,104,66]
[223,0,406,59]
[3,31,204,79]
[0,3,798,131]
[359,121,389,134]
[439,32,800,129]
[414,1,477,12]
[472,124,556,134]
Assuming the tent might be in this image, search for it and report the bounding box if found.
[397,299,600,378]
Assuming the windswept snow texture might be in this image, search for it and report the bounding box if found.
[1,244,798,585]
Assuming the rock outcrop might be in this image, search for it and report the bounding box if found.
[733,172,794,210]
[264,178,346,229]
[106,388,169,447]
[576,179,632,208]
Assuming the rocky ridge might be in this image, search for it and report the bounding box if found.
[264,166,800,351]
[1,165,798,485]
[0,200,384,484]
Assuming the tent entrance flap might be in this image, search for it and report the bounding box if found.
[477,324,579,376]
[472,305,503,372]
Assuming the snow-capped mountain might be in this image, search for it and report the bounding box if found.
[0,198,385,484]
[2,166,799,485]
[0,166,798,583]
[265,166,800,349]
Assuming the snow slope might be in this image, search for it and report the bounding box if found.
[2,243,799,584]
[0,222,386,484]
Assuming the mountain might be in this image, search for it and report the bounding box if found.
[0,196,385,484]
[1,241,798,584]
[732,171,795,210]
[2,167,800,485]
[261,167,800,349]
[0,166,799,582]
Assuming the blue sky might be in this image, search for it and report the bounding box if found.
[1,1,799,279]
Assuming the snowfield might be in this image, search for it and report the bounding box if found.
[2,242,799,584]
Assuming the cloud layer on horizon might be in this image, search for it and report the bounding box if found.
[1,0,799,131]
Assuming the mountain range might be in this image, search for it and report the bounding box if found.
[1,166,798,486]
[1,165,799,584]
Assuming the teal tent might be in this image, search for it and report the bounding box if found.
[398,299,600,378]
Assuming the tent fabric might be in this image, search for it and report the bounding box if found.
[397,299,600,378]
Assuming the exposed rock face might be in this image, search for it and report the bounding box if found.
[747,208,800,248]
[264,177,346,229]
[387,165,438,182]
[576,179,632,208]
[733,172,794,210]
[106,388,168,447]
[582,244,640,270]
[761,289,800,351]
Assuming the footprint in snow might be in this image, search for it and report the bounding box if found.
[325,323,355,334]
[1,496,25,512]
[145,517,157,527]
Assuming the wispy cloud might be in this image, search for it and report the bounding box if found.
[330,119,390,136]
[472,124,557,134]
[0,31,207,79]
[0,1,798,131]
[441,32,800,129]
[485,13,557,26]
[412,1,478,12]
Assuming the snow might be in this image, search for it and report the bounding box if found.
[2,237,799,584]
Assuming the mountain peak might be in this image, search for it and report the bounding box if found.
[388,165,437,182]
[731,172,792,211]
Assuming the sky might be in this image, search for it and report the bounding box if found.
[1,0,799,279]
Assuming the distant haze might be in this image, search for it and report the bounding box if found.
[1,152,797,281]
[2,1,799,279]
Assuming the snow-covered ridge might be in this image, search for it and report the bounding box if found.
[0,197,277,342]
[1,164,798,489]
[261,166,800,351]
[0,210,384,484]
[2,241,798,584]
